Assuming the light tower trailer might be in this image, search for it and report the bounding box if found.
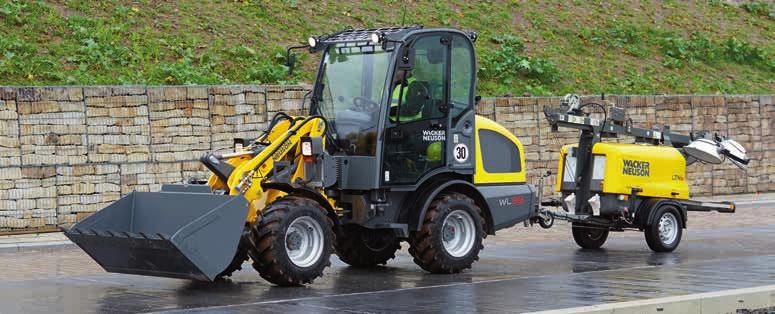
[535,95,750,252]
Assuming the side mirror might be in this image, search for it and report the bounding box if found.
[285,52,296,76]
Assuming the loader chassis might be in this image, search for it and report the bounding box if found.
[66,26,537,286]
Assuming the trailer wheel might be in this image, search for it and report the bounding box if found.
[644,206,682,252]
[409,193,485,274]
[335,225,400,267]
[572,223,609,249]
[247,196,334,286]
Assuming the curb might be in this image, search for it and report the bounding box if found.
[530,285,775,314]
[0,241,75,253]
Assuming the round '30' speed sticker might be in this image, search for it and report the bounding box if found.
[453,143,468,163]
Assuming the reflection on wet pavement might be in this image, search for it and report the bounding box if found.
[0,224,773,313]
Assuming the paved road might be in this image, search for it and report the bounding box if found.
[0,202,774,313]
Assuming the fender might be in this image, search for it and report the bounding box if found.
[634,198,687,229]
[261,182,340,227]
[406,179,495,234]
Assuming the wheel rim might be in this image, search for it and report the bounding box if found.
[285,216,325,268]
[441,210,476,258]
[658,212,678,245]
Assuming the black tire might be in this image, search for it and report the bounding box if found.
[644,206,683,252]
[572,223,609,249]
[408,193,485,274]
[246,196,334,286]
[216,227,250,279]
[335,224,401,267]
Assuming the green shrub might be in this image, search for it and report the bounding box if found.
[589,23,649,57]
[724,38,764,63]
[660,32,719,68]
[479,35,559,85]
[741,2,775,20]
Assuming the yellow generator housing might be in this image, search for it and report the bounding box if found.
[557,143,689,200]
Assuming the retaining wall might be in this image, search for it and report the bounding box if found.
[0,86,771,232]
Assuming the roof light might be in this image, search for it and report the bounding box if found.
[370,32,381,44]
[308,36,318,48]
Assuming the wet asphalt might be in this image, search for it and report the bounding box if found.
[0,204,774,313]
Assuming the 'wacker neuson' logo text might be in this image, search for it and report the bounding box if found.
[422,130,446,142]
[622,159,650,177]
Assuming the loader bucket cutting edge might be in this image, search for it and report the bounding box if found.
[64,191,249,282]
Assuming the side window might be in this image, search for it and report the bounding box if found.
[479,129,521,173]
[450,36,474,120]
[390,35,447,123]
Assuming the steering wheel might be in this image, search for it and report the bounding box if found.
[352,96,381,113]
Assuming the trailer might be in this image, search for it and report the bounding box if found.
[531,94,749,252]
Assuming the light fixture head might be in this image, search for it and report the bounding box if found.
[370,32,381,44]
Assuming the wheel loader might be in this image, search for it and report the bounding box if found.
[65,26,750,286]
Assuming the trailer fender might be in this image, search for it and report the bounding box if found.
[408,180,495,235]
[634,198,687,229]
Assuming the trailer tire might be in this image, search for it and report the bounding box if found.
[572,223,609,249]
[335,225,400,267]
[247,196,334,286]
[644,206,682,252]
[409,193,485,274]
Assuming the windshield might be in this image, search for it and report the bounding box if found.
[315,43,392,156]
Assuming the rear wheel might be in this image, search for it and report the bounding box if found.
[572,223,609,249]
[335,224,400,267]
[246,196,334,286]
[409,193,485,274]
[645,206,682,252]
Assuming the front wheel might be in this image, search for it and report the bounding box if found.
[644,206,683,252]
[246,196,334,286]
[572,223,609,249]
[409,193,485,274]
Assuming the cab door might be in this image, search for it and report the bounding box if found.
[382,34,450,185]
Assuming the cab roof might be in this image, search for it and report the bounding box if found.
[314,26,476,48]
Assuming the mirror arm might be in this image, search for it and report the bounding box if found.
[285,44,309,76]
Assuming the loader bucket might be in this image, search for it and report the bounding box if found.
[64,191,249,282]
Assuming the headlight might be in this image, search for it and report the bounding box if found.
[301,140,313,156]
[308,36,318,48]
[370,32,381,44]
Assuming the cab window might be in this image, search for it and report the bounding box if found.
[450,36,474,120]
[389,35,447,123]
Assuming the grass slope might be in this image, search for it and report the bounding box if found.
[1,0,773,95]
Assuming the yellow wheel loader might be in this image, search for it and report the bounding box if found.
[65,26,750,286]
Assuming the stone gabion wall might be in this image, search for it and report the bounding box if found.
[0,86,771,233]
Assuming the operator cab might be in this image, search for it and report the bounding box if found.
[305,26,478,187]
